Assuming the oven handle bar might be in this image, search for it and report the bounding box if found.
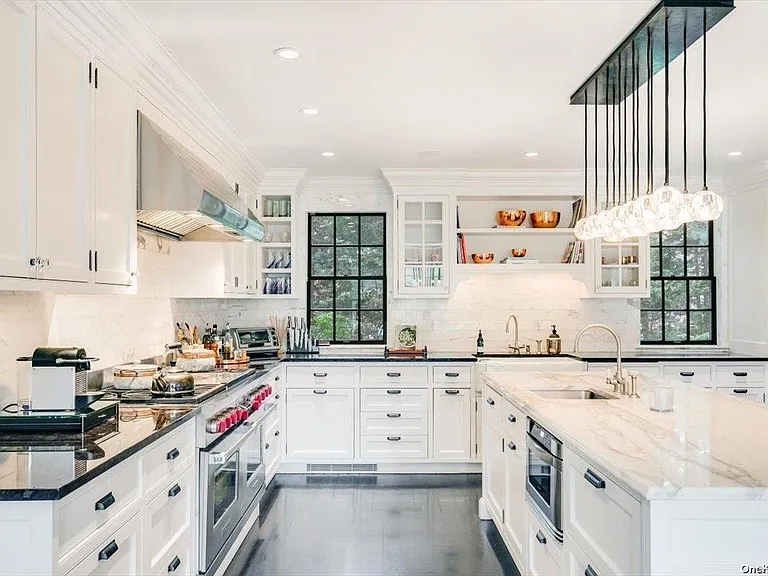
[526,433,563,470]
[204,408,271,463]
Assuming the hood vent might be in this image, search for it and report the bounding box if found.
[137,113,264,242]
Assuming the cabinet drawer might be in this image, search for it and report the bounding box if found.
[716,386,765,403]
[360,388,428,411]
[432,365,472,385]
[565,537,604,576]
[58,457,141,559]
[483,384,503,430]
[361,411,428,435]
[361,365,428,384]
[144,468,194,574]
[526,502,562,576]
[65,511,142,576]
[564,448,641,576]
[360,435,428,460]
[714,364,765,385]
[662,363,712,385]
[501,398,525,451]
[153,527,193,576]
[142,421,195,500]
[286,365,355,387]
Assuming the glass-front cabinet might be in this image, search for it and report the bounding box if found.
[395,194,451,297]
[593,237,651,297]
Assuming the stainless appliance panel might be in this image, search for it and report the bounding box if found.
[525,420,564,541]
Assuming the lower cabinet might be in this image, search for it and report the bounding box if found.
[503,441,526,567]
[564,536,600,576]
[433,387,471,460]
[264,407,282,483]
[66,512,142,576]
[525,502,562,576]
[360,435,428,460]
[484,422,505,521]
[152,528,193,576]
[286,388,354,460]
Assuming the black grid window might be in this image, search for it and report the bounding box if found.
[641,220,716,344]
[308,213,386,344]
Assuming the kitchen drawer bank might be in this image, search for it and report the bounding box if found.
[481,371,768,576]
[0,415,196,576]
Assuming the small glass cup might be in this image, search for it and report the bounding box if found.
[279,200,289,217]
[650,385,674,412]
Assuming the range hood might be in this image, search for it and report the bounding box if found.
[137,113,264,242]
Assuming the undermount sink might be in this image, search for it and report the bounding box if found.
[531,389,613,400]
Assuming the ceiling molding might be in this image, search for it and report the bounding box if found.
[722,162,768,195]
[258,169,308,194]
[303,176,389,196]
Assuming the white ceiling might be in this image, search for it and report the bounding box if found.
[130,0,766,178]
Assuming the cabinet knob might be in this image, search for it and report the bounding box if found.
[387,372,402,378]
[274,430,280,436]
[387,413,401,418]
[733,388,749,394]
[445,372,460,378]
[275,376,281,381]
[131,270,140,278]
[265,443,271,450]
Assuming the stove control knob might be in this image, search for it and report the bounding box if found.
[216,418,227,433]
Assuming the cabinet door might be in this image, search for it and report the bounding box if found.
[433,388,471,460]
[286,388,354,459]
[66,511,142,576]
[503,447,526,567]
[224,244,247,294]
[36,11,92,283]
[93,60,136,286]
[396,195,450,297]
[0,0,36,279]
[484,423,505,521]
[593,237,650,298]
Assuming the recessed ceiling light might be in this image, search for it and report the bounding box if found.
[321,151,335,157]
[727,151,743,157]
[523,151,539,158]
[274,47,300,60]
[300,108,319,115]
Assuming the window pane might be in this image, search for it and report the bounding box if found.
[661,247,684,276]
[686,247,709,277]
[664,280,686,310]
[641,280,662,310]
[310,311,334,340]
[361,247,384,276]
[335,312,359,341]
[689,279,712,310]
[311,247,334,276]
[686,220,710,246]
[361,215,384,245]
[309,279,333,309]
[361,279,384,310]
[650,247,660,277]
[690,311,712,342]
[336,216,359,245]
[335,280,358,309]
[665,311,688,342]
[311,216,334,245]
[336,247,359,276]
[360,311,384,341]
[641,311,663,341]
[661,226,684,246]
[650,232,661,247]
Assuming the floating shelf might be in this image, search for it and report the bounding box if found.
[261,242,291,248]
[454,263,588,273]
[457,228,577,235]
[261,217,291,223]
[261,268,292,274]
[601,264,640,269]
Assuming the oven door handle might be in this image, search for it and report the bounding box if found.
[206,418,261,464]
[526,434,562,470]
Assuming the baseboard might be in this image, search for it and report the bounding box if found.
[278,461,481,474]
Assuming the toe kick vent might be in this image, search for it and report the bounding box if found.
[305,464,377,473]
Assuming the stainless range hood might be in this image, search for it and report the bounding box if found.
[137,113,264,242]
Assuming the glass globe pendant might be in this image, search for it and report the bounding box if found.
[692,188,723,221]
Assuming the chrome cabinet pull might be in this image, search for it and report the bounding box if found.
[313,372,327,377]
[584,468,606,489]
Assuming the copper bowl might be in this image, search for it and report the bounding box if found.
[471,253,495,264]
[510,248,527,258]
[530,211,561,228]
[495,210,527,227]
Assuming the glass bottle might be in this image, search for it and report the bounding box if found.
[476,330,485,356]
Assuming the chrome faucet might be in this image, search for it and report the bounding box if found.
[573,323,628,395]
[505,314,523,355]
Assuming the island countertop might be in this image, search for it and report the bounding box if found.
[483,371,768,501]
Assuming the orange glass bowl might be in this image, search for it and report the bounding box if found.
[495,210,527,227]
[471,253,495,264]
[530,211,561,228]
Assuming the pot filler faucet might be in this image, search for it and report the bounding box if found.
[573,323,628,395]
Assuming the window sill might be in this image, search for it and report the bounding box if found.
[635,344,730,356]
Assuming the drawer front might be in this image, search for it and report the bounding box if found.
[501,398,525,451]
[526,503,562,576]
[432,365,472,385]
[360,435,428,460]
[142,421,195,499]
[360,388,428,411]
[565,537,603,576]
[65,511,142,576]
[153,527,193,576]
[714,364,766,385]
[564,448,641,576]
[58,457,141,559]
[360,411,428,435]
[361,365,429,384]
[716,386,765,403]
[144,468,194,574]
[264,427,281,471]
[483,384,503,431]
[286,365,355,388]
[662,363,712,386]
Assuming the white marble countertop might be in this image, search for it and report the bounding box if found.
[483,371,768,501]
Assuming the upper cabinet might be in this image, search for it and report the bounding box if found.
[394,194,451,297]
[592,237,650,298]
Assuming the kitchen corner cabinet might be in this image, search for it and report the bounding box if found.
[394,194,451,297]
[591,236,650,298]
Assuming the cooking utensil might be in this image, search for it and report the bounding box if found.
[152,366,194,397]
[496,210,527,227]
[113,363,161,390]
[530,211,561,228]
[471,253,495,264]
[510,248,527,258]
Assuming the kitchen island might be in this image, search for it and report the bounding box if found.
[481,370,768,576]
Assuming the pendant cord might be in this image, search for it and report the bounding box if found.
[606,67,609,210]
[702,8,708,190]
[623,53,628,203]
[648,28,654,193]
[612,79,616,207]
[584,93,588,214]
[594,78,598,214]
[664,8,670,186]
[683,15,688,192]
[632,40,637,200]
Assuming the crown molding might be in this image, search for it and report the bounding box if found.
[303,176,389,196]
[722,162,768,195]
[258,169,308,194]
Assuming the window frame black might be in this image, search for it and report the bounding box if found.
[640,221,717,345]
[307,212,387,345]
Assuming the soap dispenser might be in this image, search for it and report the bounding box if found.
[546,325,561,355]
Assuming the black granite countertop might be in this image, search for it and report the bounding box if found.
[281,352,477,363]
[0,405,198,501]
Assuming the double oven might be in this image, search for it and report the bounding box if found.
[525,418,564,541]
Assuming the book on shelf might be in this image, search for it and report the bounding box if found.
[456,233,468,264]
[561,242,575,263]
[568,198,586,228]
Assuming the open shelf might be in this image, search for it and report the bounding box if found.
[457,227,577,235]
[455,263,588,273]
[261,268,292,274]
[261,242,291,248]
[261,216,291,223]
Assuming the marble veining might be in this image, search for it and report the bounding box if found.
[483,371,768,501]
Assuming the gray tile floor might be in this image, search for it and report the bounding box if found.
[224,474,521,576]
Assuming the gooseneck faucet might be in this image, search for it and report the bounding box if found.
[573,323,628,395]
[505,314,522,354]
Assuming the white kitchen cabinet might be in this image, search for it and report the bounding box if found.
[92,59,137,286]
[224,243,247,294]
[526,502,562,576]
[484,422,505,522]
[143,469,194,575]
[592,237,650,298]
[394,194,451,297]
[433,388,471,460]
[716,386,765,403]
[0,0,36,280]
[66,512,142,576]
[36,9,92,283]
[503,439,526,569]
[286,388,354,460]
